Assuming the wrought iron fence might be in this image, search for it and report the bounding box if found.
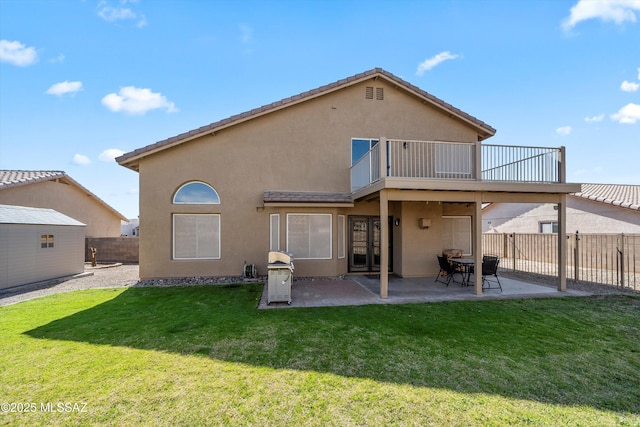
[483,232,640,290]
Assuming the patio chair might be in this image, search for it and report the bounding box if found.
[435,255,462,287]
[481,255,502,291]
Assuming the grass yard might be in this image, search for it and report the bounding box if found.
[0,284,639,426]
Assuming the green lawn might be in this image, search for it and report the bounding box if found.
[1,284,639,426]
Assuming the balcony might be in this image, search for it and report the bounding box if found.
[351,139,565,193]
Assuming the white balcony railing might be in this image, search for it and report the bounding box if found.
[351,139,564,192]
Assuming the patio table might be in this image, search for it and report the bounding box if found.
[451,258,474,286]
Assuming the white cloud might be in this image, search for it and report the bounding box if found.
[416,51,460,76]
[49,54,65,64]
[98,0,147,28]
[99,148,125,162]
[585,114,605,123]
[239,24,253,43]
[556,126,573,136]
[101,86,178,115]
[611,103,640,123]
[73,154,91,165]
[0,39,38,66]
[46,81,83,96]
[621,80,640,92]
[562,0,640,31]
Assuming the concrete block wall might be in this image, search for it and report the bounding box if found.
[85,237,139,264]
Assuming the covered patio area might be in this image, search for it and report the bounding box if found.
[259,274,591,309]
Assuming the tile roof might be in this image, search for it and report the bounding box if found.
[117,68,496,170]
[263,191,353,204]
[0,204,86,226]
[572,183,640,211]
[0,170,128,221]
[0,170,65,188]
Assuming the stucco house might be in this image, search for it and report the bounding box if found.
[482,183,640,234]
[0,170,127,237]
[117,68,580,297]
[0,204,85,290]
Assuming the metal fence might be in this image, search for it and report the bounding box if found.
[483,232,640,290]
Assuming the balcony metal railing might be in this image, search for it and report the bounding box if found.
[481,144,561,183]
[351,143,380,192]
[350,139,564,192]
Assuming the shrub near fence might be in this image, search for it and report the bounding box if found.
[85,237,139,264]
[483,233,640,290]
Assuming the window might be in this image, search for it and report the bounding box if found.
[351,138,379,165]
[287,214,332,260]
[270,214,280,251]
[442,216,472,256]
[539,221,558,234]
[173,214,220,260]
[40,234,54,248]
[337,215,345,259]
[173,182,220,204]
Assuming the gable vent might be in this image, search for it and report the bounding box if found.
[376,87,384,100]
[365,86,374,99]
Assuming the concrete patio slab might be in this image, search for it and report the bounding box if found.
[258,274,592,309]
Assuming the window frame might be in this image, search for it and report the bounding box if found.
[337,215,345,259]
[286,213,333,260]
[270,213,280,252]
[40,234,54,249]
[173,181,220,205]
[539,221,559,234]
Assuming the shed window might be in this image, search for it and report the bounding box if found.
[41,234,54,248]
[173,182,220,204]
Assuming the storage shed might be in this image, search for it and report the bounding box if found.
[0,204,86,290]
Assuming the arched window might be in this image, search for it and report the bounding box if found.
[173,181,220,204]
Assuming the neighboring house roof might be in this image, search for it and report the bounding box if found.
[482,183,640,212]
[0,204,86,226]
[573,183,640,211]
[0,170,128,221]
[117,68,497,171]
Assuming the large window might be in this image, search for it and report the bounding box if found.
[442,216,472,256]
[173,214,220,260]
[287,214,332,260]
[173,182,220,204]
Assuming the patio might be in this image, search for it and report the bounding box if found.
[259,274,592,309]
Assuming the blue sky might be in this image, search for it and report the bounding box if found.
[1,0,639,219]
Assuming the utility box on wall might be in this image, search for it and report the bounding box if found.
[419,218,431,229]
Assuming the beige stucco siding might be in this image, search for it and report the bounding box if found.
[0,181,122,237]
[483,197,640,234]
[137,79,483,279]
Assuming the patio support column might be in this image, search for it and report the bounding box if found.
[473,193,483,296]
[380,189,389,299]
[557,194,567,291]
